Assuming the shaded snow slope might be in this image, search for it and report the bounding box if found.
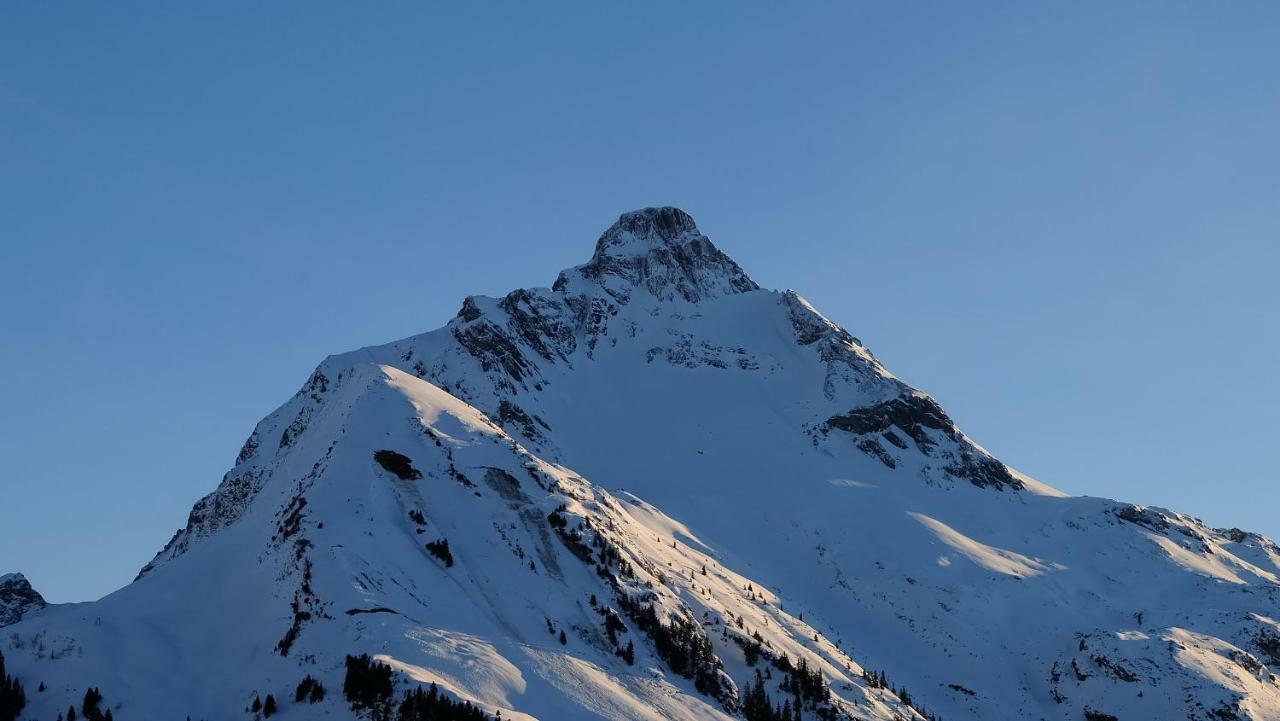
[5,208,1278,721]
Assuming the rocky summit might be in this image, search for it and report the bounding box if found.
[0,574,44,628]
[4,208,1278,721]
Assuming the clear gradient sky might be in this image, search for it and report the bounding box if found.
[2,3,1277,603]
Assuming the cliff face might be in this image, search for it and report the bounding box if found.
[0,574,44,628]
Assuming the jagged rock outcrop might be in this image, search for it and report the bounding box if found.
[556,207,759,304]
[0,573,45,627]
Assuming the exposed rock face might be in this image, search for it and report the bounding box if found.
[452,316,537,386]
[826,395,957,451]
[495,400,549,444]
[556,207,759,304]
[825,394,1022,489]
[0,573,45,627]
[373,450,422,480]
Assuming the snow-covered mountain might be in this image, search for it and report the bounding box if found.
[4,207,1278,721]
[0,575,43,629]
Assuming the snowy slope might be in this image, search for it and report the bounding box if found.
[4,207,1278,721]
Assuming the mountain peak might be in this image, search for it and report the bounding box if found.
[555,206,759,303]
[601,206,701,251]
[0,572,45,627]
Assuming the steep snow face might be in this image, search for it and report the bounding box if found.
[0,573,44,627]
[4,207,1279,721]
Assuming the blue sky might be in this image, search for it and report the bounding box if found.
[2,3,1277,603]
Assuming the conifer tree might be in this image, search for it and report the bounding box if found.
[396,682,491,720]
[344,653,394,714]
[296,675,326,703]
[0,650,26,721]
[82,687,104,720]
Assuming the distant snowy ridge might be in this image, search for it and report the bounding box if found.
[4,208,1277,721]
